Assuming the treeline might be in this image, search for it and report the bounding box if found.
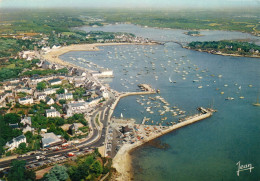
[0,38,37,58]
[0,58,39,82]
[22,68,68,77]
[188,40,260,55]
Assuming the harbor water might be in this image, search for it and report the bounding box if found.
[61,24,260,181]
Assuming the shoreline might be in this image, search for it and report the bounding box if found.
[184,47,260,58]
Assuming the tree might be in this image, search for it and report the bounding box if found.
[89,161,103,177]
[59,99,66,105]
[43,165,69,181]
[3,113,20,124]
[36,81,47,91]
[25,169,36,181]
[56,88,65,94]
[8,160,27,181]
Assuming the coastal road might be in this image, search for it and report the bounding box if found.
[0,98,115,170]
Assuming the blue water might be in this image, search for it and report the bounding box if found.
[61,24,260,181]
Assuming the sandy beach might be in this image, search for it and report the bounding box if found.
[42,42,157,68]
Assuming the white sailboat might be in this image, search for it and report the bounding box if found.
[120,113,123,118]
[169,76,173,83]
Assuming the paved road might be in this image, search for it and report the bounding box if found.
[0,98,115,170]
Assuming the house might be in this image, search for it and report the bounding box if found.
[7,96,15,104]
[41,61,51,69]
[48,78,62,86]
[37,93,47,101]
[21,117,32,126]
[46,97,55,105]
[74,76,86,82]
[41,132,63,148]
[57,93,73,100]
[0,101,6,108]
[63,101,88,117]
[74,81,84,88]
[16,87,33,95]
[46,107,60,117]
[22,125,34,134]
[75,69,87,77]
[6,135,26,151]
[19,97,34,105]
[4,84,16,91]
[87,97,103,107]
[44,88,58,95]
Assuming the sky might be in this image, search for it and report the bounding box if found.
[0,0,259,9]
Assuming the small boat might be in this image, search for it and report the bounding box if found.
[238,86,241,90]
[169,77,173,83]
[220,92,224,95]
[198,86,203,89]
[253,92,260,106]
[239,96,245,99]
[225,97,234,100]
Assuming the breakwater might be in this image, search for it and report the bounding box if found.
[112,108,214,180]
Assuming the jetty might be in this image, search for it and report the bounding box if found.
[112,107,215,180]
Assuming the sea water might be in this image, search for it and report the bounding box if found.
[61,24,260,181]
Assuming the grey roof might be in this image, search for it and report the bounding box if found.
[41,132,61,147]
[19,97,32,101]
[21,117,31,126]
[15,135,26,142]
[46,108,57,113]
[48,78,61,84]
[68,102,85,107]
[46,97,54,102]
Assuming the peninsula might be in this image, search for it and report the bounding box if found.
[186,40,260,58]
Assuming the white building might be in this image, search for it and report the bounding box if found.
[64,101,88,117]
[41,132,62,148]
[48,78,62,86]
[16,87,33,95]
[46,97,55,105]
[19,97,34,105]
[99,68,113,76]
[46,107,61,117]
[21,117,32,126]
[37,93,47,101]
[6,135,27,151]
[87,97,103,107]
[22,125,34,134]
[44,88,58,95]
[56,93,73,100]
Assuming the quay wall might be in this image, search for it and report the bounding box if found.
[108,91,156,121]
[112,111,213,180]
[121,112,212,153]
